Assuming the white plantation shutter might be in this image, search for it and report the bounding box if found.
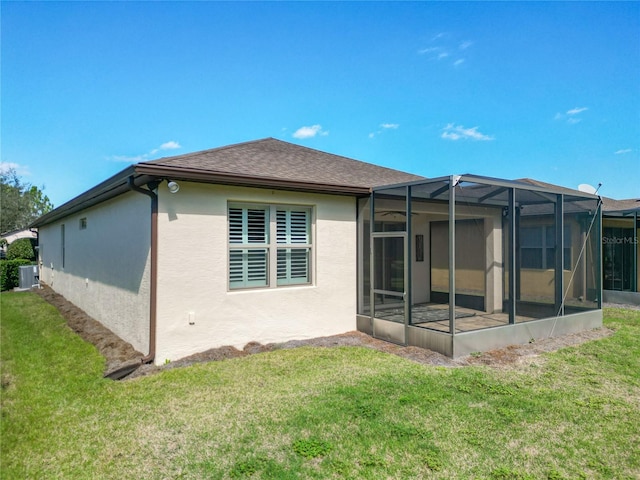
[277,208,311,285]
[247,209,267,243]
[229,207,268,244]
[277,209,309,244]
[277,248,310,283]
[228,208,244,244]
[228,203,312,289]
[228,206,269,288]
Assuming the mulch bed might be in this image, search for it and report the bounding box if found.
[32,284,623,380]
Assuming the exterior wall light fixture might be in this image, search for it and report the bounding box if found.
[167,181,180,194]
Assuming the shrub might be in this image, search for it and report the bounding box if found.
[6,237,36,261]
[0,259,33,291]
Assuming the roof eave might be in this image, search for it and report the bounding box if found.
[29,165,144,228]
[134,164,372,196]
[603,208,640,217]
[29,164,372,228]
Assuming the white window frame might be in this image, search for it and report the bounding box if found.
[228,202,313,290]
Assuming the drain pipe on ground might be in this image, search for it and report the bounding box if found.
[102,177,160,380]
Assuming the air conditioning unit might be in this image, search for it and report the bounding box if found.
[19,265,39,290]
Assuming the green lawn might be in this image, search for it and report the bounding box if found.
[1,292,639,479]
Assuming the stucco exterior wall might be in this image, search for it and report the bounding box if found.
[358,196,503,314]
[411,214,431,305]
[37,192,151,353]
[414,202,503,313]
[155,183,357,363]
[515,216,597,304]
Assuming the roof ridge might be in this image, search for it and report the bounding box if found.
[141,137,423,178]
[140,137,275,165]
[271,139,409,174]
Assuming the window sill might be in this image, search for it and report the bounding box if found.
[228,284,315,294]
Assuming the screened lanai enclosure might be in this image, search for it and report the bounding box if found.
[356,175,602,357]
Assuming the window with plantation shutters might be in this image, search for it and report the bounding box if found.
[276,208,311,285]
[228,203,313,290]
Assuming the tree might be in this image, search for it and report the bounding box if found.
[0,168,54,234]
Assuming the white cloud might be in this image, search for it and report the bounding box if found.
[292,124,328,139]
[555,107,588,124]
[419,34,473,68]
[418,47,440,55]
[0,162,31,176]
[441,123,494,141]
[111,140,182,163]
[370,123,400,139]
[567,107,588,115]
[160,140,181,150]
[419,46,451,60]
[442,131,462,140]
[615,148,632,155]
[111,155,146,163]
[150,140,182,155]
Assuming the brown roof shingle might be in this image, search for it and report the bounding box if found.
[518,178,639,213]
[140,137,424,190]
[31,138,425,227]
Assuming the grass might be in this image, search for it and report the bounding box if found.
[1,292,639,479]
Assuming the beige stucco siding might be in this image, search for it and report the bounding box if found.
[37,192,151,353]
[155,183,357,363]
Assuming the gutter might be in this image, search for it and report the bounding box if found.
[127,176,158,366]
[134,163,373,196]
[30,165,137,228]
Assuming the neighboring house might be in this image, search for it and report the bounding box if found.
[520,178,640,304]
[0,228,38,258]
[601,197,639,303]
[31,138,603,364]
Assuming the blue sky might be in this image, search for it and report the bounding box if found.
[2,1,638,207]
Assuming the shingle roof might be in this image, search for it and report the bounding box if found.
[602,197,640,213]
[31,138,425,227]
[516,178,591,197]
[517,178,639,213]
[140,138,424,190]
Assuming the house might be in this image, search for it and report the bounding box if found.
[31,138,422,364]
[32,138,603,364]
[0,228,38,258]
[601,197,639,304]
[519,178,639,305]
